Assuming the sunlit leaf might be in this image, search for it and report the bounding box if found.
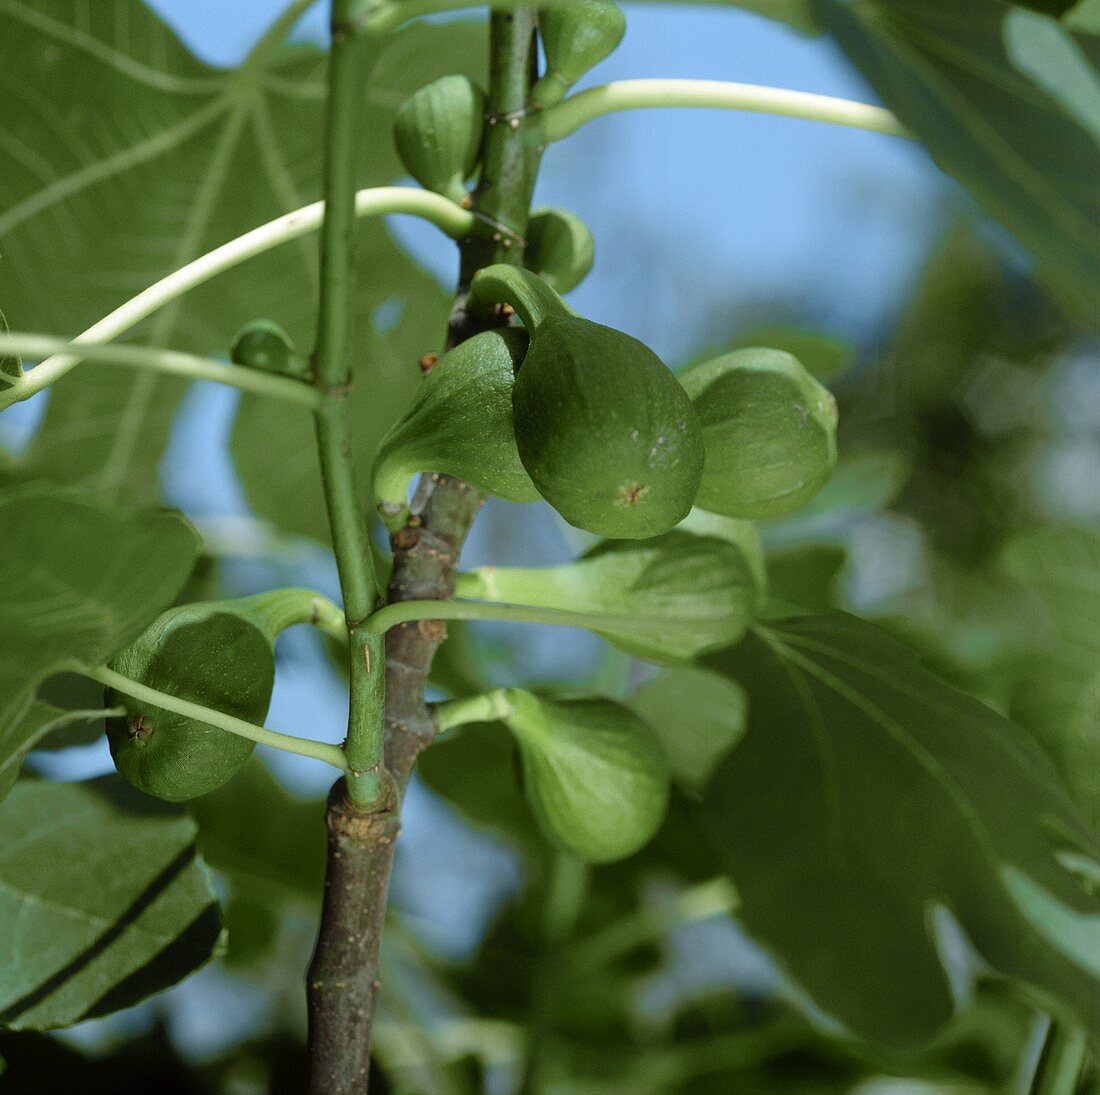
[0,0,485,512]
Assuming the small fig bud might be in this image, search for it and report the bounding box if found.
[106,603,276,801]
[230,320,304,376]
[525,207,595,293]
[533,1,627,107]
[501,689,669,863]
[680,347,838,520]
[393,75,486,204]
[469,265,704,539]
[371,328,540,529]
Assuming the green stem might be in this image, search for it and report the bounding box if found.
[233,588,349,645]
[310,1,387,810]
[540,78,910,142]
[83,664,348,770]
[1030,1020,1088,1095]
[466,264,572,330]
[0,188,474,410]
[0,333,324,409]
[364,598,650,636]
[432,688,515,731]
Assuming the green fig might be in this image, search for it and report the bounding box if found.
[230,320,306,377]
[680,347,838,520]
[455,529,760,663]
[469,265,704,539]
[393,75,486,204]
[525,207,595,293]
[533,1,627,108]
[371,328,540,529]
[107,601,280,802]
[501,689,669,863]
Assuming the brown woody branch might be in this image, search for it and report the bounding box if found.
[306,9,541,1093]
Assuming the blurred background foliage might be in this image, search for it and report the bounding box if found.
[1,0,1097,1091]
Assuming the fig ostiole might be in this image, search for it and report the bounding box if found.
[496,688,669,863]
[454,528,761,663]
[393,74,486,204]
[532,1,627,108]
[524,207,595,293]
[230,319,306,377]
[680,347,838,520]
[468,265,704,539]
[370,328,540,529]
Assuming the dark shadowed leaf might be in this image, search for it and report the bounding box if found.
[417,721,544,856]
[0,703,110,801]
[704,613,1100,1047]
[999,524,1100,830]
[189,760,326,901]
[0,778,222,1030]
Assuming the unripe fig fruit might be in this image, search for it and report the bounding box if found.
[533,1,627,108]
[469,265,704,539]
[393,75,486,204]
[680,347,838,520]
[501,689,669,862]
[106,605,275,802]
[230,320,305,376]
[525,207,595,293]
[455,528,760,664]
[371,328,539,529]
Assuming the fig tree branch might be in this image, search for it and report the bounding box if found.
[305,10,542,1094]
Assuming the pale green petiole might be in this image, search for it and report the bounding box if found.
[0,187,475,410]
[83,664,348,771]
[231,587,350,646]
[541,79,911,143]
[433,689,516,731]
[363,597,663,637]
[0,334,324,409]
